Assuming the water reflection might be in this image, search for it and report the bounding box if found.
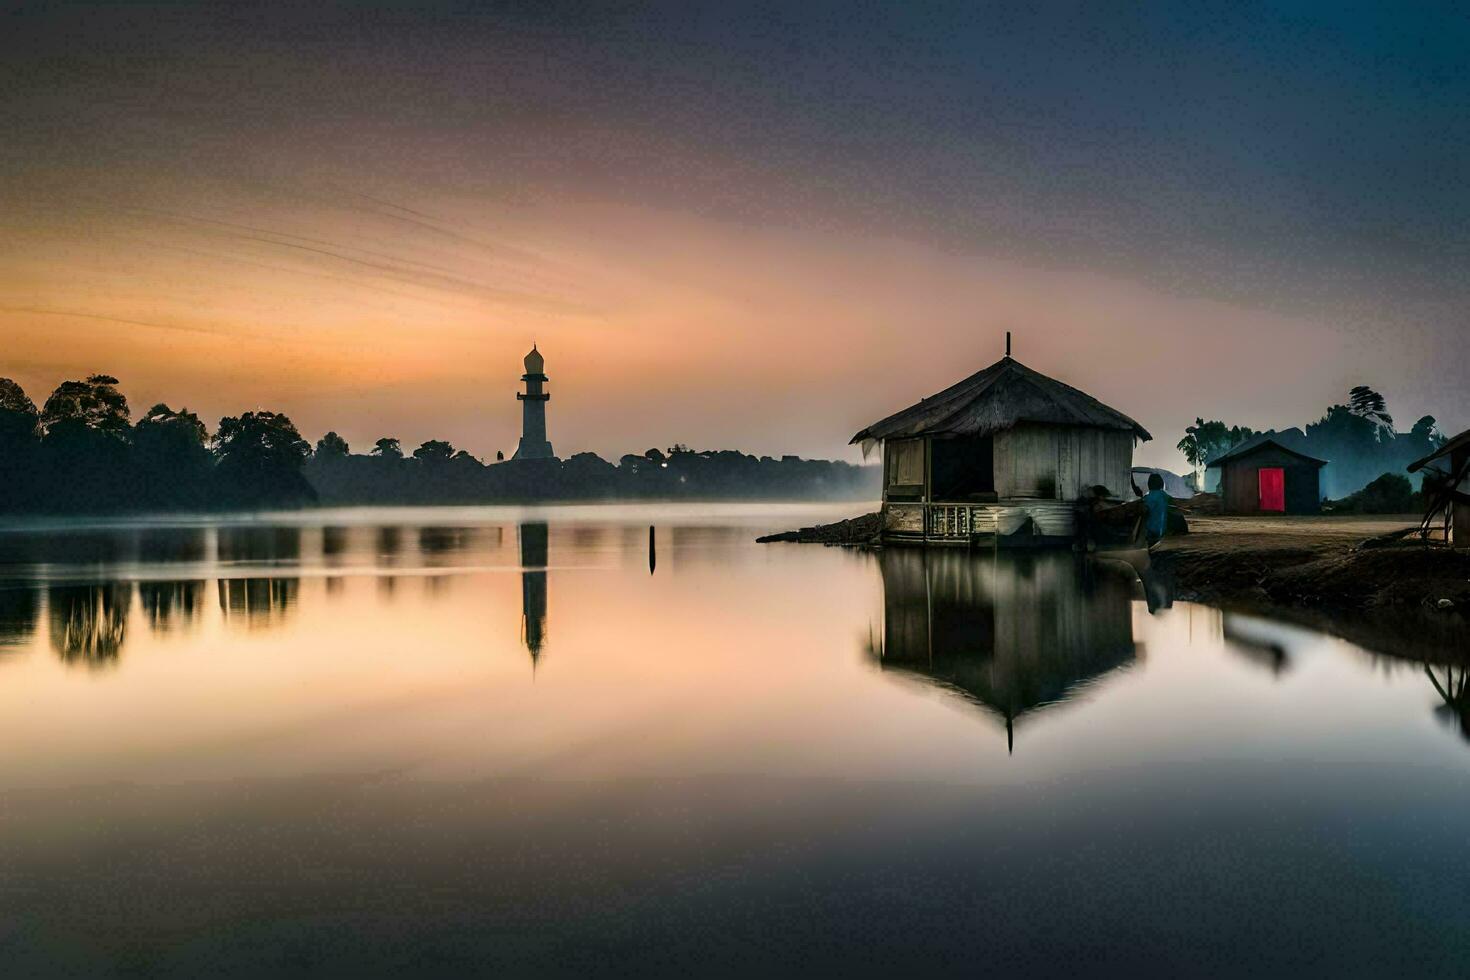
[137,526,205,565]
[48,582,133,669]
[0,581,40,653]
[321,525,349,564]
[519,522,549,664]
[871,550,1137,752]
[1223,614,1292,676]
[139,579,206,632]
[218,577,298,630]
[1426,664,1470,742]
[218,526,300,565]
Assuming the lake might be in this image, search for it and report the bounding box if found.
[1,503,1468,977]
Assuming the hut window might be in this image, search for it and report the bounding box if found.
[888,439,924,487]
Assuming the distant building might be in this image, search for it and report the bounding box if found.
[850,352,1151,545]
[1206,434,1326,514]
[513,345,555,460]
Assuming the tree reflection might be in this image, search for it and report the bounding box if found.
[48,583,133,668]
[136,527,206,565]
[139,580,206,632]
[217,526,301,564]
[321,526,349,564]
[519,522,549,665]
[419,526,474,562]
[217,577,298,629]
[870,551,1137,752]
[0,582,41,654]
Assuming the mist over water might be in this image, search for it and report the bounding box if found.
[1,504,1468,976]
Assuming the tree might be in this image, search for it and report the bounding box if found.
[40,374,130,436]
[133,404,212,507]
[1410,415,1443,447]
[1177,418,1254,488]
[213,411,314,506]
[413,439,455,462]
[0,379,40,512]
[371,437,403,459]
[1348,385,1394,440]
[315,431,350,458]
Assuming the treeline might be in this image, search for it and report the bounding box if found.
[0,375,314,514]
[0,375,878,515]
[307,441,879,504]
[1177,385,1447,500]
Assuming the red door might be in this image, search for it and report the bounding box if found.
[1258,467,1286,512]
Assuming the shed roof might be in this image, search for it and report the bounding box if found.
[849,356,1151,445]
[1407,427,1470,473]
[1206,432,1327,468]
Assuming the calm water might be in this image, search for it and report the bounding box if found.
[1,503,1468,977]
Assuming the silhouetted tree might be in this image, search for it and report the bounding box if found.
[133,404,212,508]
[213,411,315,507]
[413,439,455,462]
[1348,385,1394,440]
[315,431,350,458]
[0,379,40,511]
[40,374,130,436]
[38,374,133,512]
[372,437,403,459]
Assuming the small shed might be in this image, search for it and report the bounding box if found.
[1206,435,1326,515]
[851,354,1151,544]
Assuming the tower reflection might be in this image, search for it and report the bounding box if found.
[871,551,1137,752]
[519,522,549,666]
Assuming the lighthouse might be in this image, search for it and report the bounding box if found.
[512,344,554,460]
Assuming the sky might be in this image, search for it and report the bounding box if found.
[2,1,1468,469]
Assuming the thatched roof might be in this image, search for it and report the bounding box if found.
[850,356,1150,445]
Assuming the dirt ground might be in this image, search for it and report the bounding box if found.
[1167,514,1423,550]
[1151,513,1470,661]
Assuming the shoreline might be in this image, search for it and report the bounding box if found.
[762,511,1470,662]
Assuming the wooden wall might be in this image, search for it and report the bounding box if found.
[993,424,1134,500]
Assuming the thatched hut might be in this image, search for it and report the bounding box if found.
[851,353,1150,545]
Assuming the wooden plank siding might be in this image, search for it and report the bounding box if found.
[993,424,1134,500]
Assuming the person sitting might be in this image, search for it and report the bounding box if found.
[1143,472,1170,546]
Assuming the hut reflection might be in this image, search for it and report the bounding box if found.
[48,583,133,669]
[871,551,1137,751]
[139,580,206,633]
[519,522,549,665]
[0,582,41,654]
